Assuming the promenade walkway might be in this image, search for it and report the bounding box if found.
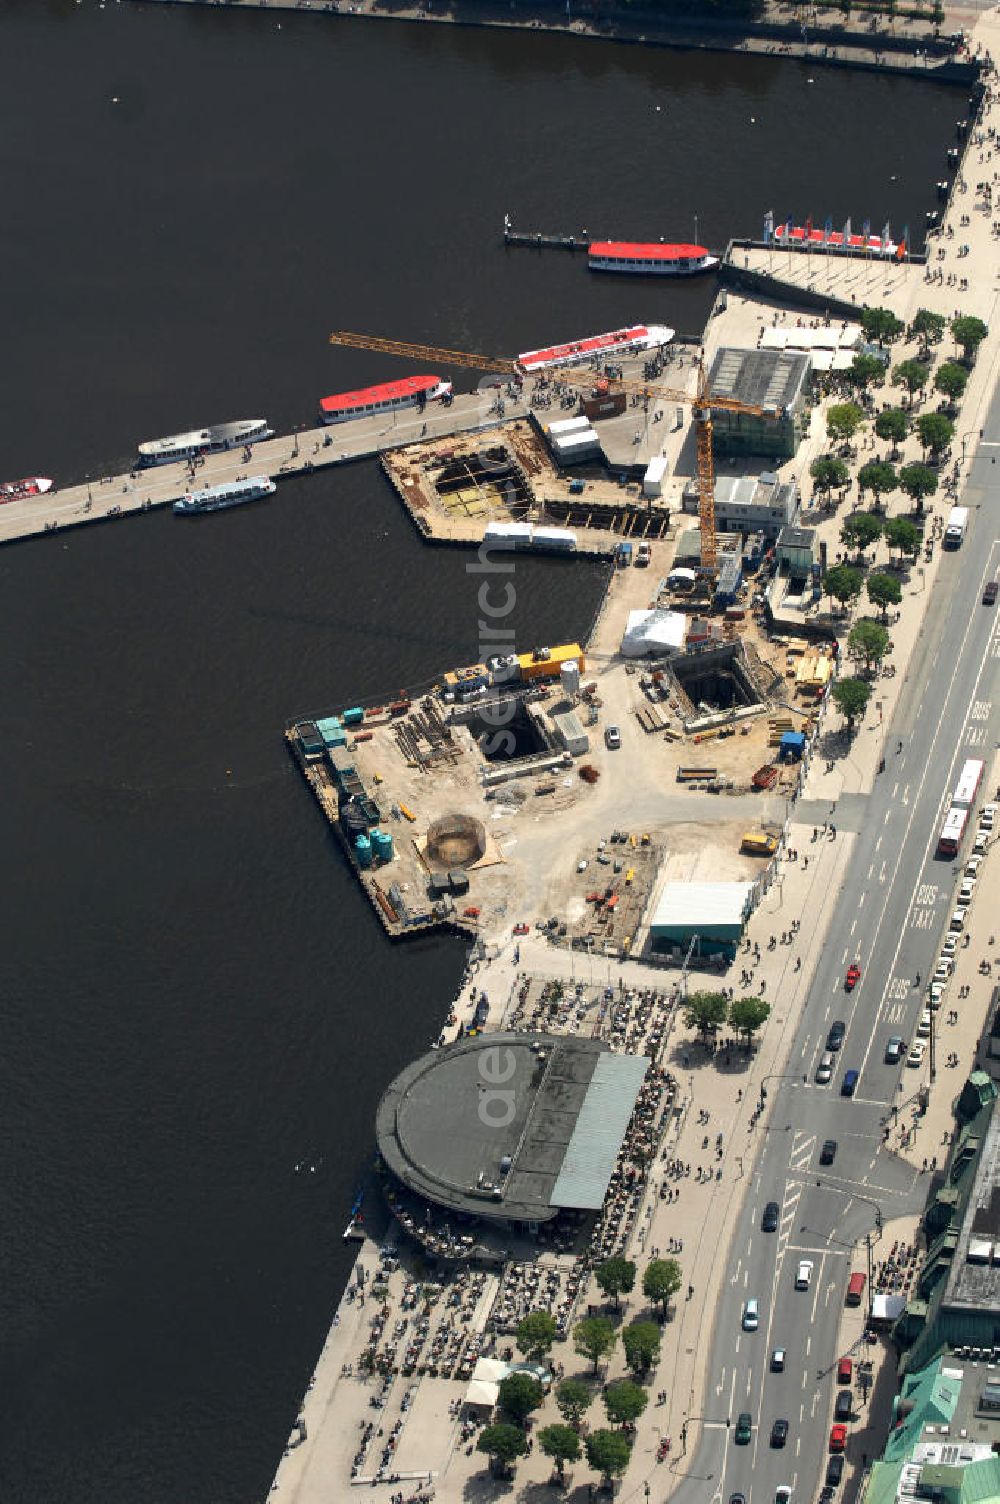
[0,388,519,548]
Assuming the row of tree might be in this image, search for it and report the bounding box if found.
[681,989,770,1042]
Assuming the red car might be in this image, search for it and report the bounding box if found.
[829,1424,848,1453]
[512,923,529,935]
[845,963,861,991]
[837,1357,853,1385]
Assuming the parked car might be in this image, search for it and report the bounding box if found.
[908,1040,927,1068]
[820,1139,838,1165]
[826,1453,845,1487]
[795,1259,814,1290]
[941,935,958,957]
[834,1390,853,1422]
[762,1201,780,1233]
[885,1035,905,1064]
[934,959,953,982]
[958,880,975,906]
[837,1357,853,1385]
[917,1010,932,1038]
[605,725,621,750]
[829,1424,847,1453]
[966,855,983,878]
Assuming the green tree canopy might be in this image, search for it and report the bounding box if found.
[642,1256,683,1315]
[892,357,930,399]
[477,1421,529,1475]
[498,1371,545,1426]
[841,510,883,556]
[824,563,864,610]
[595,1256,636,1311]
[537,1423,581,1481]
[867,571,902,618]
[951,314,988,361]
[515,1310,558,1361]
[585,1428,632,1487]
[898,463,938,512]
[622,1319,662,1376]
[682,989,729,1040]
[604,1379,649,1429]
[810,454,850,496]
[826,401,866,442]
[573,1315,617,1373]
[857,460,897,507]
[849,352,888,391]
[729,994,771,1043]
[862,306,905,344]
[874,407,909,453]
[935,361,968,406]
[555,1376,593,1430]
[915,411,954,458]
[884,515,921,557]
[832,676,873,729]
[910,308,946,352]
[847,618,891,673]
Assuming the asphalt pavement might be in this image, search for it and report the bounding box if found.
[674,382,1000,1504]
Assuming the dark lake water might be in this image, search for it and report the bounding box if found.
[0,4,963,1499]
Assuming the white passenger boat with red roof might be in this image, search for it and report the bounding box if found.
[588,242,719,276]
[1,476,53,503]
[319,374,452,425]
[517,324,674,375]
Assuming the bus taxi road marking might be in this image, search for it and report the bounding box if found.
[851,918,857,935]
[887,1001,907,1025]
[853,576,1000,1086]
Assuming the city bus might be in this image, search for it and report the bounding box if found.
[936,759,985,857]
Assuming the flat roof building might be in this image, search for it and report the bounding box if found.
[376,1032,650,1227]
[650,881,755,960]
[708,347,812,460]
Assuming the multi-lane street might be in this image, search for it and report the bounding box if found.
[675,386,1000,1504]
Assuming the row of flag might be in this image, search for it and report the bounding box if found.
[762,209,908,260]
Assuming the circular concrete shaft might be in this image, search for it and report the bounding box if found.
[425,813,487,869]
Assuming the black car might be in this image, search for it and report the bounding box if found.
[827,1020,846,1051]
[770,1417,789,1448]
[762,1200,780,1232]
[834,1390,853,1422]
[984,580,998,606]
[826,1453,845,1487]
[885,1035,905,1064]
[820,1139,838,1165]
[729,1495,747,1504]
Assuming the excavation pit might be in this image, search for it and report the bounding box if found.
[424,813,488,871]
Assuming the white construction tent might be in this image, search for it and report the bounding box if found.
[621,608,687,658]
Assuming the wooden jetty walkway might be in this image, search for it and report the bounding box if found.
[0,389,526,548]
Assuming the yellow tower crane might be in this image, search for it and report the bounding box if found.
[328,331,767,571]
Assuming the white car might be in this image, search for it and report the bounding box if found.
[982,803,997,829]
[966,855,983,878]
[795,1259,814,1290]
[917,1009,932,1037]
[958,881,975,907]
[908,1040,927,1068]
[942,936,959,958]
[974,830,989,853]
[949,908,966,932]
[929,982,945,1010]
[577,859,588,873]
[743,1297,759,1331]
[934,959,953,982]
[775,1491,792,1504]
[604,725,622,750]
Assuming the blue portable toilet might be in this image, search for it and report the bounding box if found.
[779,730,806,763]
[355,833,372,868]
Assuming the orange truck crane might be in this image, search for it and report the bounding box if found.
[328,331,766,571]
